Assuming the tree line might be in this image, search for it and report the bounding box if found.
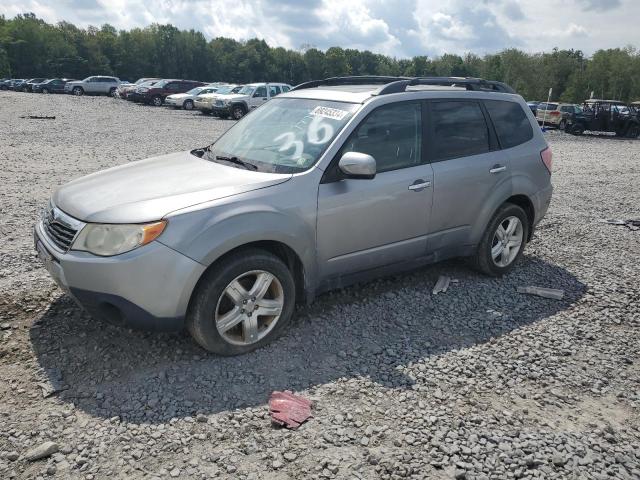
[1,13,639,102]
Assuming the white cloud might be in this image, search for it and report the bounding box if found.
[0,0,637,57]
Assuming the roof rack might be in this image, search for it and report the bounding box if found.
[292,76,412,91]
[292,75,515,95]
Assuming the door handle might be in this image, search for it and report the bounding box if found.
[489,165,507,174]
[408,180,431,191]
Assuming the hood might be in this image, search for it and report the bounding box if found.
[65,80,83,85]
[220,93,248,101]
[167,93,189,100]
[53,151,292,223]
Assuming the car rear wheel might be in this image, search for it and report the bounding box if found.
[558,119,567,131]
[472,203,529,277]
[183,99,194,110]
[231,105,246,120]
[108,87,116,97]
[187,249,296,355]
[72,86,84,96]
[626,124,640,139]
[151,95,163,107]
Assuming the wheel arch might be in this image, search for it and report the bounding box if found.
[504,194,535,241]
[188,240,308,311]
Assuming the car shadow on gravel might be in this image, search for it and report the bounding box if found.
[30,255,586,423]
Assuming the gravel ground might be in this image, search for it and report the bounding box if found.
[0,91,639,480]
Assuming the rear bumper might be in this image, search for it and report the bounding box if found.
[194,102,212,112]
[34,221,206,332]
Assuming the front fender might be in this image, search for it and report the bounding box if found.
[158,182,320,295]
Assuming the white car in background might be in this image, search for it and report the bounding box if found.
[164,84,221,110]
[193,84,244,115]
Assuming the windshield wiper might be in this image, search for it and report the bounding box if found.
[214,155,258,171]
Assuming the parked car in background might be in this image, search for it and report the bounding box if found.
[137,79,207,106]
[194,84,243,114]
[165,84,221,110]
[6,79,26,90]
[116,78,160,99]
[211,82,291,119]
[0,78,13,90]
[535,102,580,129]
[20,78,48,92]
[566,99,640,138]
[32,78,75,94]
[34,75,551,355]
[64,76,121,96]
[526,101,540,115]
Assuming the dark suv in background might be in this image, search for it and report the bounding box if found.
[137,79,207,106]
[566,99,640,138]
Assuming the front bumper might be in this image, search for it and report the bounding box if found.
[164,97,180,107]
[212,105,232,115]
[34,220,206,331]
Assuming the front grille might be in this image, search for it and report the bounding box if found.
[215,100,223,106]
[42,208,80,251]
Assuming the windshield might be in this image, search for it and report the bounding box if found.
[206,98,359,173]
[154,80,168,88]
[187,87,205,95]
[238,85,255,95]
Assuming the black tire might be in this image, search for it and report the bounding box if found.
[41,88,49,94]
[187,248,296,355]
[472,203,530,277]
[183,99,194,110]
[72,86,84,96]
[151,95,163,107]
[626,124,640,139]
[108,87,116,97]
[231,104,246,120]
[558,119,567,131]
[570,124,584,136]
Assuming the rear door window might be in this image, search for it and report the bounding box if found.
[430,101,490,160]
[484,100,533,149]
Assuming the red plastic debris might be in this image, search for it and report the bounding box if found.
[268,391,312,429]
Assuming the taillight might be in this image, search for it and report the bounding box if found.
[541,147,553,174]
[549,111,561,116]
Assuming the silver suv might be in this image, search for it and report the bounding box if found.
[35,76,553,355]
[64,76,121,96]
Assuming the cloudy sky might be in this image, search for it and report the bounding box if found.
[1,0,638,57]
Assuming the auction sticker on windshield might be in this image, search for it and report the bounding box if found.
[310,106,349,121]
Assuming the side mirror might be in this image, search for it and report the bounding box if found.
[338,152,376,180]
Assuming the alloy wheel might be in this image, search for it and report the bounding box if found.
[215,270,284,346]
[491,216,524,267]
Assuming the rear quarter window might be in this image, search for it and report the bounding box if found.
[484,100,533,149]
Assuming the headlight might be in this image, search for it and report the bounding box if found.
[72,221,166,256]
[138,87,149,93]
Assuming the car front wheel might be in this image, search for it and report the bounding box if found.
[183,99,194,110]
[151,95,163,106]
[231,105,246,120]
[72,86,84,96]
[42,88,49,94]
[187,249,296,355]
[473,203,529,277]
